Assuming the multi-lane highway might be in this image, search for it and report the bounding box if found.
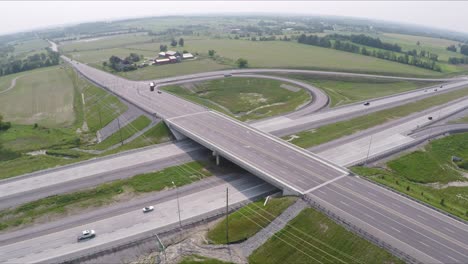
[0,174,277,263]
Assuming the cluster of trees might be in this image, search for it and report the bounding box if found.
[159,38,184,51]
[297,34,332,48]
[297,34,441,71]
[447,45,457,52]
[461,45,468,56]
[251,36,277,41]
[0,114,11,131]
[0,49,60,76]
[105,53,141,72]
[448,57,468,64]
[405,49,438,61]
[328,34,402,52]
[236,58,248,68]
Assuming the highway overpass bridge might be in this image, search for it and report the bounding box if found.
[66,57,349,195]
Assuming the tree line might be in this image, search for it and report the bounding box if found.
[0,48,60,76]
[447,44,468,64]
[104,53,141,72]
[297,34,441,72]
[328,34,402,52]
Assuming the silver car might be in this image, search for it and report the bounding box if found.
[77,230,96,241]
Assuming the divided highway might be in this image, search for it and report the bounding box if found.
[1,54,467,263]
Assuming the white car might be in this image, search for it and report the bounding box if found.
[77,230,95,241]
[142,206,154,213]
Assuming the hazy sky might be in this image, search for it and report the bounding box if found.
[1,1,468,35]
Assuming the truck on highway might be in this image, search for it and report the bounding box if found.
[150,82,156,92]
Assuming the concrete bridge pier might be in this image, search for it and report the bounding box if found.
[212,150,220,165]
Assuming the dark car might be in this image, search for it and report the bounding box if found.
[157,90,162,94]
[363,102,370,106]
[428,116,433,120]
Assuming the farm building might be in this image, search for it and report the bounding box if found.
[155,58,171,64]
[166,50,178,56]
[182,53,194,59]
[158,52,166,57]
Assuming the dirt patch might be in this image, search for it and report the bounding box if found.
[319,222,329,233]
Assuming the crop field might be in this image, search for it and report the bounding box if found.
[60,33,154,52]
[67,36,451,79]
[163,77,311,121]
[11,38,50,56]
[281,74,436,107]
[117,58,230,80]
[249,208,402,264]
[352,133,468,221]
[0,66,75,127]
[206,197,297,244]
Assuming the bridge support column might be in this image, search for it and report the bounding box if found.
[164,121,187,141]
[212,151,220,166]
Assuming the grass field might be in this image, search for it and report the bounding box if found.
[280,74,435,107]
[352,133,468,221]
[287,86,468,148]
[89,115,151,150]
[0,161,211,231]
[179,255,233,264]
[0,71,23,92]
[12,38,50,56]
[81,78,128,133]
[249,208,403,264]
[0,66,75,127]
[105,122,172,154]
[66,35,453,79]
[207,197,297,244]
[164,78,310,121]
[60,33,156,52]
[116,58,230,80]
[450,115,468,124]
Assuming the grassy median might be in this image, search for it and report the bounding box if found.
[206,196,297,244]
[179,255,234,264]
[0,161,211,232]
[287,86,468,148]
[249,208,403,264]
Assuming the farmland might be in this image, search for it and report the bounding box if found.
[63,36,454,80]
[0,66,75,127]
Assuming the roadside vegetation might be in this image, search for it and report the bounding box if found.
[287,86,468,148]
[163,78,310,121]
[206,197,297,244]
[352,133,468,220]
[85,115,151,150]
[0,66,170,180]
[179,255,234,264]
[279,74,437,107]
[249,208,403,264]
[0,161,211,232]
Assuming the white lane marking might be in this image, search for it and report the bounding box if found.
[363,213,376,220]
[367,191,377,197]
[447,255,461,263]
[419,241,432,248]
[345,181,354,187]
[339,200,350,206]
[317,189,327,195]
[304,175,347,194]
[391,203,401,209]
[390,226,401,233]
[417,214,427,221]
[443,227,455,234]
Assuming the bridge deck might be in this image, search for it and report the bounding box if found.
[167,111,348,194]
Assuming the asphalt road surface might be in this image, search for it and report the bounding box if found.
[167,111,348,194]
[0,140,208,210]
[253,79,468,136]
[308,176,468,263]
[0,174,277,264]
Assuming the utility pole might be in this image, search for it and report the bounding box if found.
[226,187,229,245]
[117,117,123,146]
[155,233,167,263]
[172,181,182,228]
